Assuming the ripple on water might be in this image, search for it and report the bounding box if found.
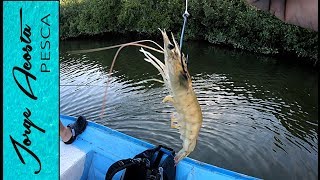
[60,42,318,180]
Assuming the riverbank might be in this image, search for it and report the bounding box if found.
[60,0,318,66]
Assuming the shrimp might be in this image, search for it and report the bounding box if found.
[140,29,203,164]
[68,29,203,164]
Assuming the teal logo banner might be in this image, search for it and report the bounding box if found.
[3,1,59,179]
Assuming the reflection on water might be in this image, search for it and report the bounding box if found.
[60,39,318,180]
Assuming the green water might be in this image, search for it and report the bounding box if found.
[60,39,318,180]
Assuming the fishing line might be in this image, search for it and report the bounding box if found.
[179,0,189,50]
[179,0,190,73]
[66,2,191,120]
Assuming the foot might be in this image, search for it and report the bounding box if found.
[63,116,88,144]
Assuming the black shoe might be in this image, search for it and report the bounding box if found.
[63,116,88,144]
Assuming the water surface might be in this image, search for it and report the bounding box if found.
[60,39,318,180]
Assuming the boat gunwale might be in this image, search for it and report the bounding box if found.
[60,114,260,180]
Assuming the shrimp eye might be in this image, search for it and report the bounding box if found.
[168,44,175,50]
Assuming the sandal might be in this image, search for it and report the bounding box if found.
[63,116,88,144]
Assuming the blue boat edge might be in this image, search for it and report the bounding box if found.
[60,115,261,180]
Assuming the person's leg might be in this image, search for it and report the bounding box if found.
[60,116,88,144]
[60,120,72,143]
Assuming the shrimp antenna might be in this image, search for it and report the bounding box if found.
[99,42,165,120]
[66,40,165,120]
[68,40,164,54]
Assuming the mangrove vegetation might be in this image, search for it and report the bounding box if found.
[60,0,318,65]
